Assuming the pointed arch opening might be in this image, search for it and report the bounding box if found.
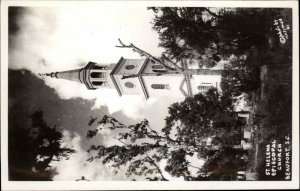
[90,72,105,78]
[197,85,213,91]
[152,65,166,72]
[92,65,107,70]
[92,81,107,86]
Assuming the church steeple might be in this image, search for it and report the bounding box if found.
[39,61,116,90]
[39,56,222,99]
[39,69,83,83]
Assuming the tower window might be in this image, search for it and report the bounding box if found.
[93,65,107,70]
[152,65,166,72]
[197,86,213,91]
[201,82,213,85]
[151,84,169,89]
[90,72,105,78]
[152,65,164,70]
[125,82,135,88]
[92,81,106,86]
[125,65,135,70]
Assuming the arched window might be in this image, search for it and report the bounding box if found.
[125,82,135,88]
[92,81,104,86]
[125,65,135,70]
[197,86,213,91]
[152,65,166,72]
[92,65,107,70]
[152,65,164,70]
[151,84,169,89]
[201,82,212,85]
[90,72,105,78]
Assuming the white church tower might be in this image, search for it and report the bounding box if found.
[40,56,222,100]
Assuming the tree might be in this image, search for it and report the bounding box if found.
[148,7,269,67]
[148,7,224,64]
[164,88,236,141]
[30,111,76,169]
[115,38,223,77]
[116,8,273,96]
[86,89,246,180]
[200,146,248,180]
[9,110,76,180]
[221,54,261,97]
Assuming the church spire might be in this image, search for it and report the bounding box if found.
[38,68,83,83]
[39,61,117,90]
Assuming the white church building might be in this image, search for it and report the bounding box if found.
[41,57,223,100]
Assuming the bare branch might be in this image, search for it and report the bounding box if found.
[116,38,132,48]
[188,163,202,170]
[116,38,183,72]
[118,38,126,47]
[203,8,221,18]
[116,138,129,146]
[121,74,139,80]
[161,54,184,72]
[145,125,160,136]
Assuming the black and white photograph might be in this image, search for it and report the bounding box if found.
[1,0,299,190]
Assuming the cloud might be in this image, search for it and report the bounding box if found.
[43,78,158,119]
[52,130,129,181]
[8,6,184,181]
[186,152,205,177]
[8,7,166,120]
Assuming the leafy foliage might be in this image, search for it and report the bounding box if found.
[149,7,270,68]
[201,147,248,180]
[164,88,237,144]
[86,89,246,180]
[164,149,191,179]
[9,110,75,180]
[221,54,261,97]
[148,7,223,67]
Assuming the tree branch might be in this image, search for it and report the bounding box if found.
[114,137,129,146]
[121,74,139,80]
[188,163,202,170]
[116,38,183,72]
[145,156,168,181]
[203,8,221,18]
[145,125,160,136]
[161,54,184,72]
[142,128,180,145]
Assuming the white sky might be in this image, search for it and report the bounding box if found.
[9,6,185,180]
[9,6,177,119]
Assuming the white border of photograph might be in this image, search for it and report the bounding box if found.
[1,0,299,190]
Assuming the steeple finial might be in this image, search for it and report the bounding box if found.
[38,73,51,77]
[38,69,83,83]
[38,61,114,90]
[38,72,57,78]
